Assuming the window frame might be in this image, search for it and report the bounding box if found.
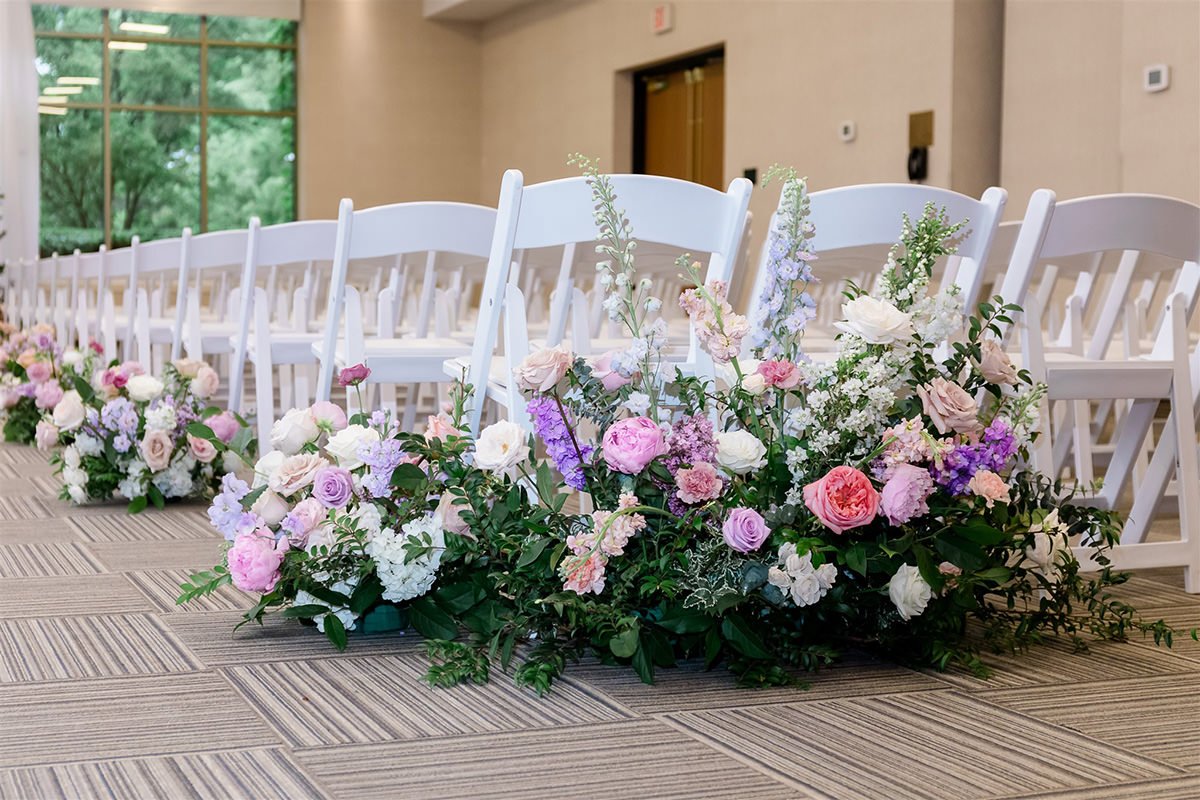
[35,8,298,248]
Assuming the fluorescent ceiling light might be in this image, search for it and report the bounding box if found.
[118,21,170,34]
[108,41,149,51]
[43,86,83,95]
[38,96,68,104]
[39,105,68,116]
[57,76,100,86]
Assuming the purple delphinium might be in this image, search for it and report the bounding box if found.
[527,394,591,491]
[208,473,263,540]
[101,398,138,435]
[932,418,1019,495]
[359,438,406,499]
[663,414,717,474]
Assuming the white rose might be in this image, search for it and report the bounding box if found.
[67,484,88,504]
[473,420,528,478]
[62,349,84,369]
[715,430,767,475]
[126,375,165,402]
[834,295,914,345]
[888,564,932,621]
[63,465,89,487]
[63,445,81,469]
[324,424,380,470]
[270,407,320,455]
[253,450,285,489]
[52,390,86,431]
[741,373,767,396]
[252,488,289,526]
[1023,510,1072,577]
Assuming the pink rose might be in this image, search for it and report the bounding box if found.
[187,433,218,464]
[916,377,981,436]
[589,350,633,392]
[338,363,370,387]
[25,361,52,384]
[803,465,879,534]
[757,359,802,390]
[602,416,667,474]
[722,507,770,553]
[310,401,348,432]
[252,489,289,526]
[424,414,460,443]
[283,497,326,546]
[34,379,63,410]
[172,358,204,378]
[227,531,287,593]
[978,340,1018,385]
[674,462,723,505]
[190,366,219,399]
[140,430,174,472]
[513,345,573,393]
[268,453,329,497]
[16,349,36,369]
[879,463,934,525]
[35,420,59,451]
[436,491,471,535]
[967,469,1010,508]
[207,411,241,444]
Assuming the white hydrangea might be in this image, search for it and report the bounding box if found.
[294,574,359,633]
[144,403,178,432]
[153,454,196,498]
[75,434,103,458]
[367,512,444,603]
[354,503,384,538]
[117,475,144,500]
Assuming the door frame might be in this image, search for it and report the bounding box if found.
[631,46,725,176]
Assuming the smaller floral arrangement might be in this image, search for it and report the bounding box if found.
[0,324,65,445]
[50,357,252,511]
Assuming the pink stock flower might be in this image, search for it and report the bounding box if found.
[679,278,751,363]
[34,380,63,410]
[757,359,802,390]
[207,411,241,444]
[803,465,880,534]
[310,401,348,432]
[589,350,633,391]
[25,361,52,384]
[879,463,934,526]
[674,461,723,505]
[722,507,770,553]
[602,416,668,474]
[561,551,607,595]
[227,531,288,593]
[338,363,371,387]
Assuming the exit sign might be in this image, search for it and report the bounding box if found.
[652,3,674,34]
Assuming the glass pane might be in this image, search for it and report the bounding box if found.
[207,115,295,230]
[110,43,200,107]
[110,111,200,244]
[109,8,200,39]
[36,37,103,104]
[39,108,105,256]
[206,16,297,45]
[31,4,102,34]
[207,46,295,111]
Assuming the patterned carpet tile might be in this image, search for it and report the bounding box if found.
[0,672,281,767]
[0,747,327,800]
[979,673,1200,770]
[0,518,79,545]
[0,447,53,467]
[162,611,424,663]
[571,654,944,714]
[1099,575,1200,610]
[0,541,105,577]
[0,575,154,618]
[69,511,217,542]
[0,496,52,521]
[925,635,1199,690]
[0,478,56,499]
[225,654,633,747]
[0,613,200,683]
[127,569,250,614]
[296,718,799,800]
[85,539,221,572]
[669,691,1180,800]
[1004,774,1200,800]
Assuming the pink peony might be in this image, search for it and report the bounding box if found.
[589,350,633,392]
[722,507,770,553]
[310,401,348,432]
[879,463,934,526]
[140,430,174,472]
[187,433,218,464]
[803,465,879,534]
[25,361,52,384]
[34,379,63,410]
[561,551,607,595]
[424,414,460,443]
[757,359,802,390]
[967,469,1010,508]
[35,420,59,451]
[602,416,668,474]
[227,531,287,593]
[207,411,241,444]
[674,462,724,505]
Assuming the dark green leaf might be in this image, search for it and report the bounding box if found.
[408,596,458,640]
[721,614,772,660]
[516,537,551,569]
[281,603,329,618]
[390,462,427,492]
[323,613,348,650]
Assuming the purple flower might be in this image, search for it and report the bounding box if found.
[312,466,354,508]
[208,473,263,541]
[338,363,370,387]
[723,507,770,553]
[101,398,138,435]
[527,394,591,490]
[663,414,717,474]
[932,418,1018,495]
[112,433,131,454]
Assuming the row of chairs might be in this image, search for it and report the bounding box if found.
[5,174,1200,588]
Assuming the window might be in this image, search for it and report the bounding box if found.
[33,5,297,255]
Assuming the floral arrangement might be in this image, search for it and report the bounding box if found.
[185,160,1181,694]
[48,357,253,511]
[0,324,67,444]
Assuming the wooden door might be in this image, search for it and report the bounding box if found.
[635,52,724,190]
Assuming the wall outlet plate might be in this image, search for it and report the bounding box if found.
[1144,64,1170,93]
[838,120,856,143]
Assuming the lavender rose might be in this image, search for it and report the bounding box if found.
[722,507,770,553]
[312,466,354,509]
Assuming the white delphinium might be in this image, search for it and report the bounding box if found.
[144,403,178,432]
[295,573,360,633]
[367,512,445,603]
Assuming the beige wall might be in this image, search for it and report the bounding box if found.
[297,0,482,218]
[1001,0,1200,218]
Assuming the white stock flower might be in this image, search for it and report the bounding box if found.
[126,375,165,402]
[75,433,103,458]
[144,404,178,432]
[270,407,320,456]
[367,512,445,603]
[889,564,933,621]
[473,420,527,478]
[622,392,651,415]
[324,424,380,470]
[62,445,81,469]
[834,295,914,345]
[715,430,767,475]
[294,575,359,633]
[1022,510,1072,578]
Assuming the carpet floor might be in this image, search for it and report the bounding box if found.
[2,441,1199,800]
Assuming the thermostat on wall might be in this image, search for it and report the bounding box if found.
[1144,64,1170,93]
[839,120,856,143]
